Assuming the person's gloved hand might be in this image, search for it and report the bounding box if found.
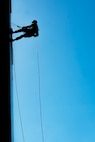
[22,26,27,29]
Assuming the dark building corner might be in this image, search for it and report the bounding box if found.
[0,0,12,142]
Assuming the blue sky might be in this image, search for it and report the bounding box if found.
[11,0,95,142]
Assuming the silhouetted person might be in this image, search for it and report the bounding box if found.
[12,20,39,41]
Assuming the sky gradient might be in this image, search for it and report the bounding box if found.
[11,0,95,142]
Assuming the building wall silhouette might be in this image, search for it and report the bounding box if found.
[0,0,12,142]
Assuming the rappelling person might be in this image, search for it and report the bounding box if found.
[12,20,39,41]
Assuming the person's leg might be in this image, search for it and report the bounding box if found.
[12,34,25,41]
[12,28,24,33]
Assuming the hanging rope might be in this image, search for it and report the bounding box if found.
[13,40,45,142]
[13,49,26,142]
[36,43,45,142]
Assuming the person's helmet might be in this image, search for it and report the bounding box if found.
[32,20,37,24]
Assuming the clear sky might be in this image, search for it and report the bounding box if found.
[11,0,95,142]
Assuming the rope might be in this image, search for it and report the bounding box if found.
[13,49,26,142]
[11,22,21,28]
[36,44,45,142]
[13,41,45,142]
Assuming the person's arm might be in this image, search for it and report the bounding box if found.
[22,24,32,29]
[25,24,32,28]
[34,31,39,37]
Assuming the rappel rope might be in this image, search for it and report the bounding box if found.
[36,43,45,142]
[13,42,45,142]
[11,22,21,28]
[13,49,26,142]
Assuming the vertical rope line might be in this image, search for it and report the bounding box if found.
[13,49,26,142]
[36,44,45,142]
